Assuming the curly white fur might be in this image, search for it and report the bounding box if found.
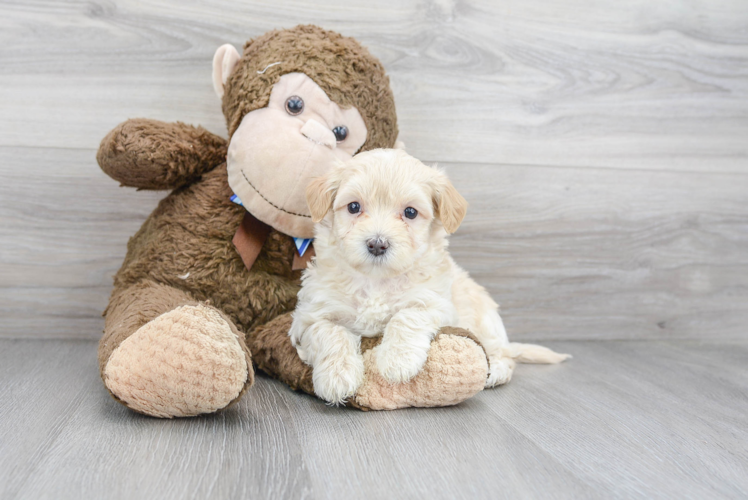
[290,149,569,405]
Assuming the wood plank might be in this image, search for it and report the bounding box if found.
[276,381,595,499]
[0,0,747,171]
[1,339,747,499]
[482,340,748,499]
[2,146,746,340]
[0,340,314,500]
[0,146,163,338]
[447,162,748,340]
[0,339,106,498]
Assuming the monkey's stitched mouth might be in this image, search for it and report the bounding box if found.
[304,135,333,148]
[239,169,311,219]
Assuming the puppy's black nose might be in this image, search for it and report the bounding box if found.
[366,237,389,256]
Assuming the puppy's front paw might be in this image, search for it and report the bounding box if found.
[312,352,365,405]
[374,340,429,384]
[486,356,516,388]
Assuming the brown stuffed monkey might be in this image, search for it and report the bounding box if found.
[97,25,488,418]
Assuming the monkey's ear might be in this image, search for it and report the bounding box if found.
[433,172,468,234]
[212,44,242,99]
[306,172,340,223]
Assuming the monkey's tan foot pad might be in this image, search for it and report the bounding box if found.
[104,305,250,418]
[353,334,488,410]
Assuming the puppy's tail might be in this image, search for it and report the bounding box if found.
[502,343,571,364]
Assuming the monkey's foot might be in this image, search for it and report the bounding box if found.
[353,330,488,410]
[104,305,252,418]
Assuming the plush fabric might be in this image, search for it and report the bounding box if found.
[223,25,397,151]
[355,329,489,410]
[249,316,488,411]
[105,305,249,418]
[247,313,315,395]
[225,72,368,238]
[96,25,490,418]
[97,119,228,190]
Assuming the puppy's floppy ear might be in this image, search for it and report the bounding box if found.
[306,168,342,223]
[433,171,468,234]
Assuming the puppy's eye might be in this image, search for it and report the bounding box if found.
[348,202,361,214]
[404,207,418,219]
[332,126,348,142]
[285,96,304,115]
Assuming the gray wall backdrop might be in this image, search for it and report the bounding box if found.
[1,0,747,340]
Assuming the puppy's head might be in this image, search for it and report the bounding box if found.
[306,149,467,276]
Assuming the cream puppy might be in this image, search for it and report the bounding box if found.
[290,149,569,405]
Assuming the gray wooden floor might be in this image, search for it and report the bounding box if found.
[1,338,746,499]
[2,1,748,499]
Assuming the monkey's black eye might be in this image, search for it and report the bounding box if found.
[348,202,361,214]
[332,126,348,142]
[285,96,304,115]
[404,207,418,219]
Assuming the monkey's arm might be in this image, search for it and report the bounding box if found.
[97,118,228,190]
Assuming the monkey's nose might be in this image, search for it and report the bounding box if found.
[366,237,389,257]
[300,119,336,149]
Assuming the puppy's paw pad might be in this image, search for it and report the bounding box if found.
[374,343,429,384]
[486,357,516,388]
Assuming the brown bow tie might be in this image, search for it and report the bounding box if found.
[232,212,314,272]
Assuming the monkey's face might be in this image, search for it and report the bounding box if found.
[225,73,367,238]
